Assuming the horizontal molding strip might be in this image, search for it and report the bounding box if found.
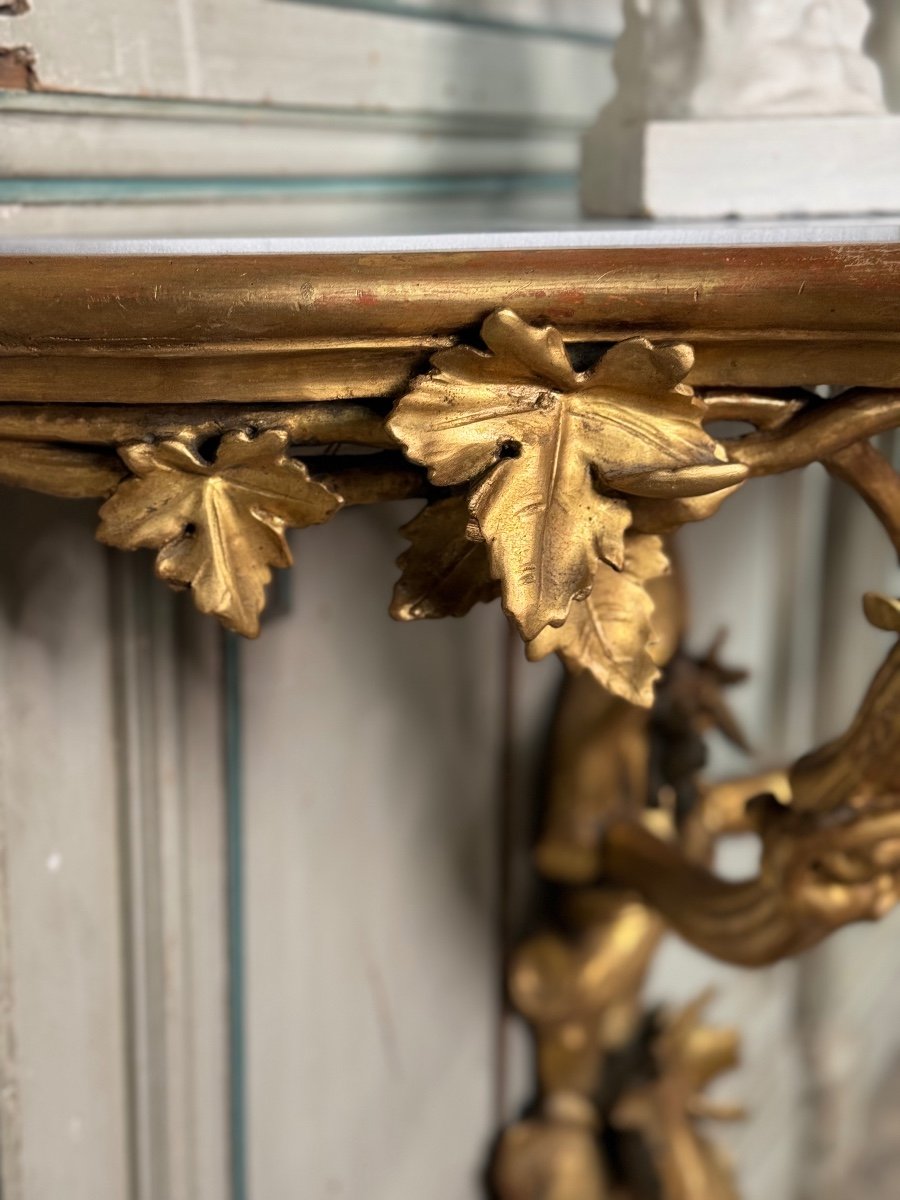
[4,326,900,360]
[3,245,899,340]
[0,92,585,183]
[0,174,577,204]
[0,192,583,239]
[0,89,585,134]
[1,245,900,400]
[294,0,618,44]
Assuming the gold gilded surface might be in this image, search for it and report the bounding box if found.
[0,438,126,498]
[1,248,900,1196]
[0,254,898,675]
[98,430,343,636]
[493,599,750,1197]
[493,1101,610,1200]
[0,295,896,718]
[526,534,670,707]
[387,310,744,704]
[387,310,743,642]
[611,995,742,1200]
[593,588,900,968]
[5,247,900,405]
[390,494,499,621]
[489,338,898,1191]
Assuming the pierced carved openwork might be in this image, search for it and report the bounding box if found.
[0,245,898,1197]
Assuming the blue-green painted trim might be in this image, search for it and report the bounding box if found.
[224,633,248,1200]
[0,172,576,205]
[294,0,616,45]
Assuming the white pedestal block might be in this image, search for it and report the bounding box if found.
[583,0,894,219]
[583,115,900,219]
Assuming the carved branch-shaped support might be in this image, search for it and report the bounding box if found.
[2,292,900,1200]
[600,596,900,966]
[2,311,898,712]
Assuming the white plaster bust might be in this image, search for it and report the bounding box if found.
[612,0,886,120]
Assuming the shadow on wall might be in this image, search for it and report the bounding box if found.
[856,1049,900,1193]
[868,0,900,109]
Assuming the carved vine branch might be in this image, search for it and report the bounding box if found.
[0,309,898,694]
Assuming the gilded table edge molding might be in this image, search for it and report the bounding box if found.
[3,245,900,401]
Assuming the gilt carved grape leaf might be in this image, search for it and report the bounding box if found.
[98,429,343,636]
[387,309,746,642]
[391,494,499,620]
[527,534,671,707]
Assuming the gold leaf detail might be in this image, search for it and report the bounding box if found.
[526,534,670,707]
[98,429,343,636]
[387,309,745,640]
[390,495,499,620]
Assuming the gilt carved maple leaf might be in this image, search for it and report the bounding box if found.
[98,429,343,636]
[391,495,499,621]
[387,310,746,641]
[527,534,670,707]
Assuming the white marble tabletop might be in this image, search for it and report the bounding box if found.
[1,216,900,256]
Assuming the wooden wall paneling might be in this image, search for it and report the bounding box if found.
[239,502,507,1199]
[0,186,582,237]
[178,620,233,1200]
[0,490,231,1200]
[0,1,613,120]
[497,648,563,1128]
[0,97,580,179]
[0,493,130,1200]
[0,0,616,232]
[110,555,231,1200]
[644,468,839,1200]
[791,435,900,1200]
[298,0,623,39]
[176,619,232,1200]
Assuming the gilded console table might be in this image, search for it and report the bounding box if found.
[1,227,898,1199]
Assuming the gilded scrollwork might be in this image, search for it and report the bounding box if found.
[490,600,752,1198]
[493,1094,610,1200]
[493,981,742,1200]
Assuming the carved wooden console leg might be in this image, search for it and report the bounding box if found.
[480,329,900,1199]
[490,597,750,1200]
